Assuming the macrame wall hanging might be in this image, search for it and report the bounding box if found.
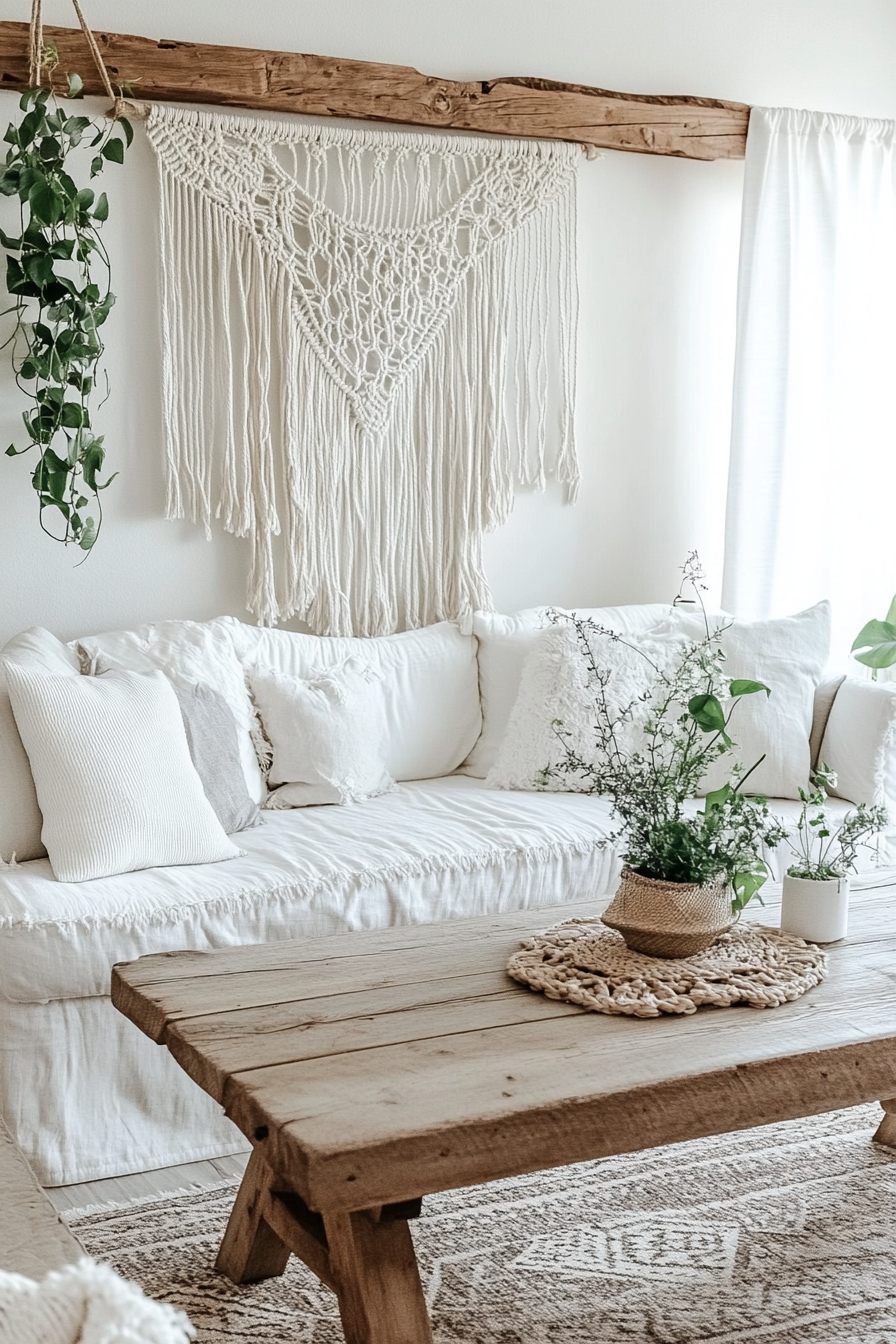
[146,105,581,635]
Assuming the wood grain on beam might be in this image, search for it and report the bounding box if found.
[0,22,749,161]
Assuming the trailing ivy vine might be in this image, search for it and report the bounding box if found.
[1,61,131,551]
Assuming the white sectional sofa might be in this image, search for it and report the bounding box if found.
[0,603,893,1186]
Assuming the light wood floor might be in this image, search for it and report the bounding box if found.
[46,1150,250,1214]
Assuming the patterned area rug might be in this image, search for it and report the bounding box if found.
[67,1104,896,1343]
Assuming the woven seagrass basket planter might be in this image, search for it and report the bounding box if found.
[601,865,735,958]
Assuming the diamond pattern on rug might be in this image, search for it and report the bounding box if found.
[67,1104,896,1343]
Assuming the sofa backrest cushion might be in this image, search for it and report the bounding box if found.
[667,602,831,800]
[221,618,481,782]
[0,629,81,863]
[461,604,671,779]
[77,620,265,804]
[819,677,896,808]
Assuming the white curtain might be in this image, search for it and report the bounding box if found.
[722,106,896,663]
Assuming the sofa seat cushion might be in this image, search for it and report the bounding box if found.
[0,777,621,1005]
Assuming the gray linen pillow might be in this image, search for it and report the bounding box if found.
[168,679,261,835]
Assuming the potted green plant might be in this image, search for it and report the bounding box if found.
[781,764,887,943]
[541,556,790,957]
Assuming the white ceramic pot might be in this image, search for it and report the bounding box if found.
[780,874,850,943]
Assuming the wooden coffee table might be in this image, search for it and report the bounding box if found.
[112,890,896,1344]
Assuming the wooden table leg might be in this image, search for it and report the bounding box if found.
[216,1150,433,1342]
[215,1148,291,1283]
[323,1207,434,1344]
[873,1098,896,1146]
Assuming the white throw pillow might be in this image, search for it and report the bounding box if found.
[462,603,673,778]
[4,664,242,882]
[75,619,265,804]
[0,628,81,863]
[487,620,684,793]
[819,678,896,808]
[250,658,396,806]
[667,602,831,800]
[221,618,480,781]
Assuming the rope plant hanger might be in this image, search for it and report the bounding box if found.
[2,0,134,551]
[146,105,582,635]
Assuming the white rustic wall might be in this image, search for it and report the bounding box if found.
[1,0,895,645]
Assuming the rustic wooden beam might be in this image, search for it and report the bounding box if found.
[0,21,749,161]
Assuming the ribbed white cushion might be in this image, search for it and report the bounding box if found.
[251,658,396,806]
[462,604,672,778]
[221,617,480,781]
[4,665,242,882]
[0,629,80,863]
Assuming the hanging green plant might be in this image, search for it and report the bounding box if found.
[1,50,132,551]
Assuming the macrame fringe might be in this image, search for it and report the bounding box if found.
[148,106,581,634]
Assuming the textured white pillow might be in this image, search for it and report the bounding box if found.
[4,664,242,882]
[819,678,896,807]
[250,658,396,806]
[75,619,265,804]
[221,618,480,781]
[0,628,81,862]
[462,603,673,778]
[668,602,831,800]
[487,620,683,792]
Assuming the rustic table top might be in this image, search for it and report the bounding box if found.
[112,887,896,1214]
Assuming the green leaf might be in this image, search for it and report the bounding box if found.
[688,693,728,736]
[92,191,109,222]
[0,167,21,196]
[703,783,732,815]
[5,255,38,297]
[60,402,86,429]
[66,72,84,99]
[729,679,771,698]
[25,252,54,285]
[81,438,106,491]
[79,516,97,551]
[38,136,62,162]
[75,186,95,210]
[731,862,769,913]
[90,156,103,177]
[18,109,43,149]
[101,138,124,165]
[118,117,134,148]
[28,177,63,226]
[851,619,896,670]
[0,227,22,249]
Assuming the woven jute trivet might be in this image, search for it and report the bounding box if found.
[506,918,828,1017]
